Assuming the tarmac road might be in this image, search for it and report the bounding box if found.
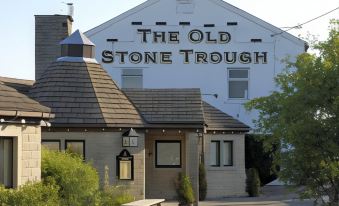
[162,186,315,206]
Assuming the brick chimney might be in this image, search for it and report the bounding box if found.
[35,15,73,80]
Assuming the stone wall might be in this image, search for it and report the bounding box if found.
[186,132,199,202]
[35,15,72,80]
[42,131,145,199]
[0,124,41,188]
[204,133,247,198]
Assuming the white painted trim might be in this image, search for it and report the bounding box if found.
[56,57,98,63]
[85,0,160,37]
[210,0,306,46]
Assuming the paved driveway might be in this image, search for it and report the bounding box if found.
[162,186,314,206]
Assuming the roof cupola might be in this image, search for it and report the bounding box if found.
[58,30,97,63]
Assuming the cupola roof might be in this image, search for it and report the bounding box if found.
[60,29,95,46]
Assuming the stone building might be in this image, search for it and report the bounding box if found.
[0,80,53,188]
[28,30,250,200]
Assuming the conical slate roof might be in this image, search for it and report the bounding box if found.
[60,29,94,45]
[30,61,144,127]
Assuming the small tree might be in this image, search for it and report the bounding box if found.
[246,20,339,205]
[199,163,207,201]
[176,173,195,205]
[42,149,100,206]
[246,168,261,197]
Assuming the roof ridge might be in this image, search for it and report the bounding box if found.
[83,62,107,125]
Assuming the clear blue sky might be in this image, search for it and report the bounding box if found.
[0,0,338,80]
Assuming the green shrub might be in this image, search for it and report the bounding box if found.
[100,185,134,206]
[176,173,195,205]
[100,166,134,206]
[0,182,60,206]
[199,163,207,201]
[246,168,261,197]
[41,149,100,206]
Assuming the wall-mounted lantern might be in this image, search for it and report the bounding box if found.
[122,128,139,147]
[116,149,134,180]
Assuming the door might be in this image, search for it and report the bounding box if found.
[0,138,13,188]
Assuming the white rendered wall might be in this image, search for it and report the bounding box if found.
[86,0,305,128]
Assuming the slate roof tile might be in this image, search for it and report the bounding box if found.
[30,61,144,127]
[0,82,51,117]
[202,101,250,130]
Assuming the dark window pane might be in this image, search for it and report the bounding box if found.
[68,45,83,57]
[42,141,60,151]
[156,141,181,167]
[0,138,13,188]
[229,81,248,98]
[223,141,233,166]
[66,141,85,158]
[210,141,220,166]
[229,70,248,78]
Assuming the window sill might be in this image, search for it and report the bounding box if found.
[224,98,249,104]
[207,166,237,171]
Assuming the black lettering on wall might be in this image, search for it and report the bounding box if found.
[179,49,193,64]
[102,50,113,63]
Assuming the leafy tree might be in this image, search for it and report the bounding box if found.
[245,134,279,185]
[245,20,339,205]
[42,149,100,206]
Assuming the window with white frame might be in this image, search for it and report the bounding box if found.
[210,140,234,167]
[122,69,143,89]
[223,141,233,166]
[210,141,220,166]
[228,69,249,99]
[0,138,13,188]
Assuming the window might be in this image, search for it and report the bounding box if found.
[210,141,220,166]
[65,140,85,159]
[155,140,181,168]
[223,141,233,166]
[210,140,234,167]
[122,69,143,89]
[228,69,249,99]
[42,140,61,151]
[0,138,13,188]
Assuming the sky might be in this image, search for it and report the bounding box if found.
[0,0,338,80]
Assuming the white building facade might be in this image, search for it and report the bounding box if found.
[85,0,306,128]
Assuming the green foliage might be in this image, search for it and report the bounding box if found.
[176,173,195,205]
[199,163,207,201]
[245,20,339,204]
[246,168,261,197]
[100,165,134,206]
[41,149,100,206]
[100,185,134,206]
[0,182,60,206]
[245,134,279,185]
